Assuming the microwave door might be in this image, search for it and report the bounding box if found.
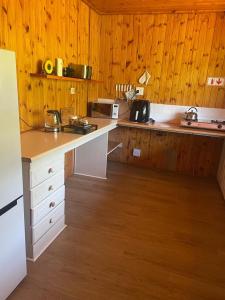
[92,103,111,118]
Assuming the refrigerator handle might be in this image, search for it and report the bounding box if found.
[0,197,20,216]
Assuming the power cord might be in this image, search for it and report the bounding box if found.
[19,117,33,128]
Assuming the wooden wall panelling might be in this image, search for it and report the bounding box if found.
[169,14,189,104]
[99,13,225,108]
[217,141,225,198]
[88,9,101,100]
[0,0,101,131]
[111,15,124,97]
[108,127,224,177]
[122,15,134,86]
[99,15,112,97]
[208,13,225,108]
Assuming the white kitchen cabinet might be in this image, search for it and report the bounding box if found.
[22,153,66,261]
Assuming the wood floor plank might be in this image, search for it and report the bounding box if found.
[9,162,225,300]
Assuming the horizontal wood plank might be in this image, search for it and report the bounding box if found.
[83,0,225,14]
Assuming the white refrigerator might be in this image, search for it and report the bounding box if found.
[0,49,27,299]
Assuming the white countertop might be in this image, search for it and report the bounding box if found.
[21,118,117,162]
[21,117,225,162]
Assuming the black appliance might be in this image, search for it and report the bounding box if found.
[129,100,151,123]
[61,123,98,135]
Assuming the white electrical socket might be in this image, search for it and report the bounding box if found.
[136,87,144,96]
[133,148,141,157]
[70,87,76,94]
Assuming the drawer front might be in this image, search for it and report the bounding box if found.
[31,185,65,226]
[32,201,65,244]
[32,216,65,261]
[30,156,64,188]
[30,170,64,208]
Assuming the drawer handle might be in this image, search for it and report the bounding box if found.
[48,185,53,191]
[48,168,54,174]
[49,201,55,208]
[49,218,53,224]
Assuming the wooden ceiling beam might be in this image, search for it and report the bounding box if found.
[82,0,225,14]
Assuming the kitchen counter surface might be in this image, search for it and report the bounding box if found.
[21,118,117,162]
[21,117,225,162]
[117,119,225,138]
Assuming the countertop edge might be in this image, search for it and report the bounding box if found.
[21,119,225,162]
[117,120,225,138]
[21,122,117,162]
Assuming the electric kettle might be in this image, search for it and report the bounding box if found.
[185,107,198,122]
[44,110,61,132]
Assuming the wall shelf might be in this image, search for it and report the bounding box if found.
[30,73,102,83]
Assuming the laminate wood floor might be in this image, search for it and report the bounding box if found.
[9,162,225,300]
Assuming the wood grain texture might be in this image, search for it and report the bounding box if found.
[0,0,101,131]
[83,0,225,14]
[118,119,225,138]
[8,162,225,300]
[99,13,225,108]
[218,141,225,198]
[108,127,224,177]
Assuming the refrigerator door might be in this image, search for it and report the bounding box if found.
[0,197,27,300]
[0,49,23,209]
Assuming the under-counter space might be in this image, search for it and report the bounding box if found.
[108,122,225,178]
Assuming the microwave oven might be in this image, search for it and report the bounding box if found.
[88,102,119,119]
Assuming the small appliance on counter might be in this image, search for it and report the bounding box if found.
[181,107,225,131]
[61,116,98,135]
[129,100,151,123]
[44,110,61,132]
[185,107,198,122]
[88,101,119,119]
[181,119,225,131]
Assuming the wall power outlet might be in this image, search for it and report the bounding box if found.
[133,148,141,157]
[70,87,76,94]
[136,87,144,96]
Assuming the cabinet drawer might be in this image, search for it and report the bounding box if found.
[30,171,64,208]
[32,201,65,244]
[30,156,64,188]
[32,216,65,261]
[31,185,65,226]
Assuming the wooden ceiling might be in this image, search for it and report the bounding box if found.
[83,0,225,14]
